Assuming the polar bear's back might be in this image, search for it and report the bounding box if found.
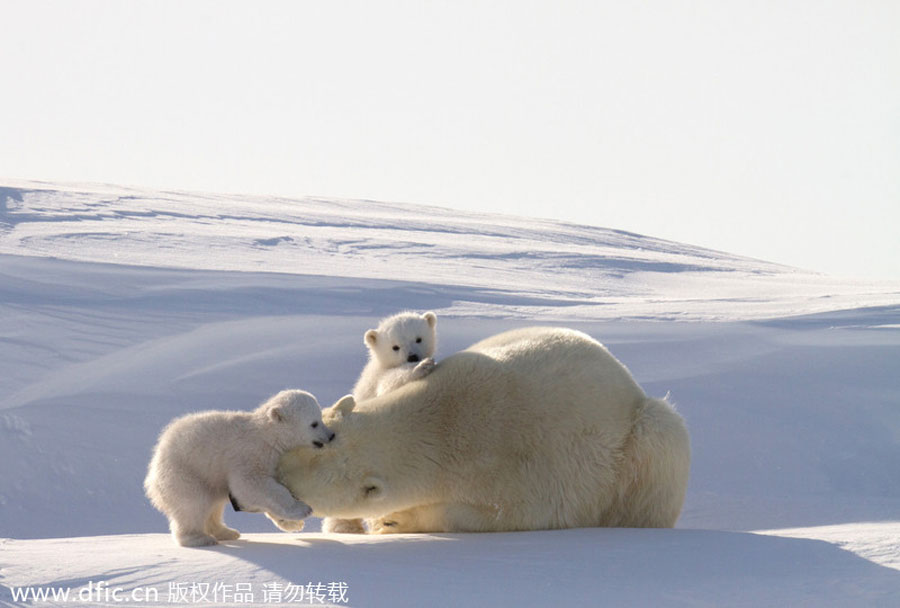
[461,326,645,423]
[418,327,678,529]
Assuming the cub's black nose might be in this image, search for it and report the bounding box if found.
[313,441,324,448]
[408,354,420,363]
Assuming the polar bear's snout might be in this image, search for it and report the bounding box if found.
[311,423,337,449]
[407,354,420,363]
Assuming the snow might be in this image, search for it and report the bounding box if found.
[1,181,898,606]
[4,528,900,607]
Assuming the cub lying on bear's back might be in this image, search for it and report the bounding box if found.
[352,311,438,400]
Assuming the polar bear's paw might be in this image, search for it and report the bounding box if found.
[212,526,241,541]
[412,357,436,378]
[322,517,367,534]
[283,502,313,521]
[177,532,219,547]
[266,512,306,532]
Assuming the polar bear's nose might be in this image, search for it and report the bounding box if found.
[407,354,420,363]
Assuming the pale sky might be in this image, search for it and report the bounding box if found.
[2,1,898,279]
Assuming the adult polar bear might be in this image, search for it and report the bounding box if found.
[279,327,690,532]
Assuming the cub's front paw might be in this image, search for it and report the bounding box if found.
[413,357,436,378]
[266,512,306,532]
[283,502,313,521]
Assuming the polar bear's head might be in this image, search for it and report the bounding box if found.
[278,395,408,518]
[256,389,335,450]
[364,311,437,369]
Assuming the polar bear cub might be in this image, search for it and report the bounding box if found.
[352,311,438,401]
[144,389,334,547]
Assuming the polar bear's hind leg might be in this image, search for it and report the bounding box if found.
[166,491,221,546]
[611,396,691,528]
[206,499,240,541]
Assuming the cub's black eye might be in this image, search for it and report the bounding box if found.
[382,520,397,527]
[416,337,422,343]
[392,345,400,351]
[311,421,318,428]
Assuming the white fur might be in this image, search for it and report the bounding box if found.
[352,311,438,400]
[280,327,691,534]
[144,389,334,547]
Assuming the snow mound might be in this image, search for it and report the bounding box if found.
[2,180,898,322]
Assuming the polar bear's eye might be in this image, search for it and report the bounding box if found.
[310,421,319,428]
[362,477,383,499]
[416,337,422,343]
[392,345,400,351]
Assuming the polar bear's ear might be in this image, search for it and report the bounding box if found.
[364,329,378,348]
[362,476,385,501]
[323,395,355,425]
[267,404,285,423]
[423,311,437,328]
[333,394,356,415]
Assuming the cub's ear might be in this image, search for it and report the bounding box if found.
[362,476,385,501]
[334,394,356,415]
[364,329,378,347]
[423,311,437,328]
[268,404,285,423]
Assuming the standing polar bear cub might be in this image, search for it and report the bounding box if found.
[144,389,335,547]
[352,311,438,401]
[280,327,691,533]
